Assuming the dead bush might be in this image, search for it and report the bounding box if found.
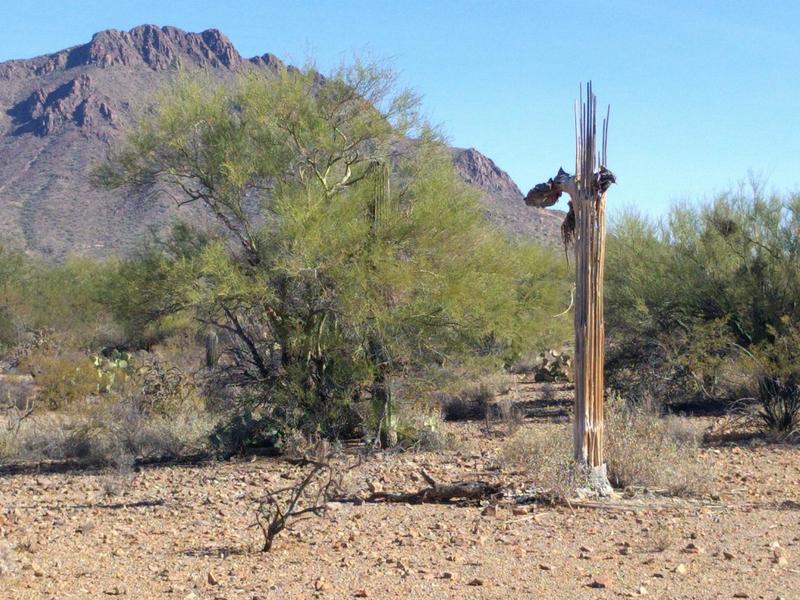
[647,521,675,552]
[100,451,136,498]
[254,438,347,552]
[137,353,204,415]
[495,399,521,434]
[605,399,710,496]
[0,389,34,459]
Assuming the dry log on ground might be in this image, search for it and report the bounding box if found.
[366,470,503,504]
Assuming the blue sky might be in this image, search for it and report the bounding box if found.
[2,1,798,217]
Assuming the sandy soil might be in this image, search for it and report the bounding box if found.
[1,386,799,599]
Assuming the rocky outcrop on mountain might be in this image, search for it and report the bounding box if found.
[453,147,522,197]
[10,74,120,136]
[0,25,561,258]
[60,25,246,72]
[452,147,564,245]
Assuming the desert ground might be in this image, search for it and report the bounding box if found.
[1,380,799,600]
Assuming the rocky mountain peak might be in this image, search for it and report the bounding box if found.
[452,147,523,198]
[0,26,562,258]
[13,25,245,76]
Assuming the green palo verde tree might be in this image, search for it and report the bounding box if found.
[95,62,570,445]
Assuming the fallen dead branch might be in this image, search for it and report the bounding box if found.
[366,469,503,504]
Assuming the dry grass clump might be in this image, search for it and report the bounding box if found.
[0,397,217,467]
[501,424,587,502]
[435,369,513,422]
[440,384,494,421]
[605,399,710,496]
[501,402,710,500]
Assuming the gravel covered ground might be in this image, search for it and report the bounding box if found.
[1,402,799,599]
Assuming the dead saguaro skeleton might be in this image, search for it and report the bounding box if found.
[524,83,615,493]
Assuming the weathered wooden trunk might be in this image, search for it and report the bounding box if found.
[523,83,614,492]
[572,183,607,467]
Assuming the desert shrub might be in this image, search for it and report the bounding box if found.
[501,403,709,499]
[96,62,571,446]
[393,402,455,450]
[0,244,123,349]
[743,320,800,436]
[604,398,709,496]
[751,375,800,437]
[136,352,204,415]
[511,350,572,382]
[606,185,800,419]
[209,409,284,455]
[608,187,800,349]
[440,384,494,421]
[2,394,216,466]
[0,306,21,350]
[19,351,99,410]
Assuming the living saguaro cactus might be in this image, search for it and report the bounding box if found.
[367,160,398,448]
[523,83,616,494]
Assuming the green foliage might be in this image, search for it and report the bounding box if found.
[606,183,800,432]
[96,62,571,443]
[0,242,122,349]
[607,184,800,348]
[19,351,99,410]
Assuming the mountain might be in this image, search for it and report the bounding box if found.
[0,25,563,259]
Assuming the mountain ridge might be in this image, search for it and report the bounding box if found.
[0,25,563,258]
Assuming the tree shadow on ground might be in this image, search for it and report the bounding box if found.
[0,448,279,479]
[182,544,252,558]
[70,498,167,510]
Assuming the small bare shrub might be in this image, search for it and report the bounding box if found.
[254,439,344,552]
[605,399,710,496]
[137,354,204,415]
[496,396,523,434]
[648,521,675,552]
[540,382,556,404]
[101,451,135,498]
[0,391,34,459]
